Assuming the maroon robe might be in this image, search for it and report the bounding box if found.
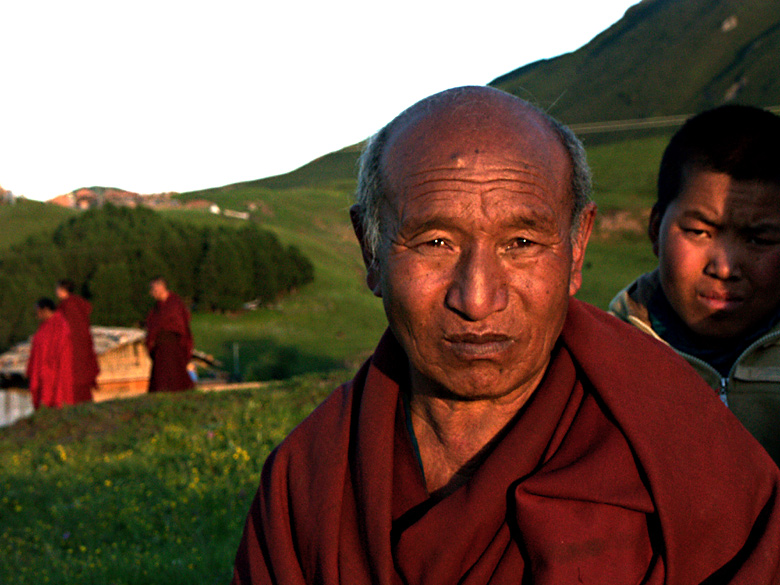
[26,312,75,409]
[232,300,780,584]
[57,295,99,403]
[145,292,194,392]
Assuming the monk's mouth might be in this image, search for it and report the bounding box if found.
[444,334,514,358]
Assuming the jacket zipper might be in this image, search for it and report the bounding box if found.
[719,377,728,407]
[678,330,780,409]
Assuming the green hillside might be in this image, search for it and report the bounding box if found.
[174,129,666,379]
[492,0,780,123]
[12,0,763,380]
[0,131,665,381]
[0,199,75,251]
[174,168,386,380]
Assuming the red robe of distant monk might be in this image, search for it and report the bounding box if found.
[26,311,75,409]
[145,291,194,392]
[232,300,780,584]
[57,294,99,403]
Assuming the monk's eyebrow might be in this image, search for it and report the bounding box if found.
[398,209,552,235]
[503,211,557,231]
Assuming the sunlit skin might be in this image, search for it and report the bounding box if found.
[650,168,780,343]
[149,280,170,303]
[36,306,55,322]
[353,89,595,493]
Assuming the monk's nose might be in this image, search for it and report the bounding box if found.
[445,244,508,321]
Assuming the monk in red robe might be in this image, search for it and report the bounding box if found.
[232,87,780,584]
[26,297,75,409]
[145,277,194,392]
[55,279,99,403]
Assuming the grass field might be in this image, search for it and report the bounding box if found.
[0,374,341,584]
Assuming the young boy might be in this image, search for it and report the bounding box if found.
[609,104,780,465]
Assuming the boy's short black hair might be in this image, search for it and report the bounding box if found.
[656,104,780,218]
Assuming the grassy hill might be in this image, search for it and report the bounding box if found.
[0,131,666,381]
[170,129,666,380]
[11,0,768,379]
[171,156,387,380]
[5,0,778,379]
[0,198,76,251]
[492,0,780,123]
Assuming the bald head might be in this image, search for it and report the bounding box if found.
[354,86,592,260]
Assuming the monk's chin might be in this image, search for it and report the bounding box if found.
[410,361,539,404]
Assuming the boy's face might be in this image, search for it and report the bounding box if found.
[650,167,780,342]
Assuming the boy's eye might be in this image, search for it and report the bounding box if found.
[747,235,780,246]
[682,227,708,238]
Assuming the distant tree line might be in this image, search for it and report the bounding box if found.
[0,205,314,352]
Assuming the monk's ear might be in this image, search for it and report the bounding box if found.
[569,202,597,297]
[350,205,382,297]
[648,204,662,257]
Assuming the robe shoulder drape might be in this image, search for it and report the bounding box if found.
[26,312,75,409]
[58,295,99,402]
[232,299,780,584]
[145,292,194,392]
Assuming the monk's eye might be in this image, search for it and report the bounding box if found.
[506,238,534,250]
[411,237,454,254]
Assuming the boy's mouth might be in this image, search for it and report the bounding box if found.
[698,289,744,312]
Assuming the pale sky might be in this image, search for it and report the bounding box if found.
[1,1,639,202]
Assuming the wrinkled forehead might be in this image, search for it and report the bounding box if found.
[380,94,571,202]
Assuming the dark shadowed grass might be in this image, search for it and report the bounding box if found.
[579,232,658,309]
[0,372,343,585]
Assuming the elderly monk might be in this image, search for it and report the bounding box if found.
[55,279,99,403]
[232,87,780,584]
[145,277,194,392]
[26,297,75,409]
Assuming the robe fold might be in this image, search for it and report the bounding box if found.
[26,312,75,409]
[232,300,780,584]
[145,292,194,392]
[58,295,99,403]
